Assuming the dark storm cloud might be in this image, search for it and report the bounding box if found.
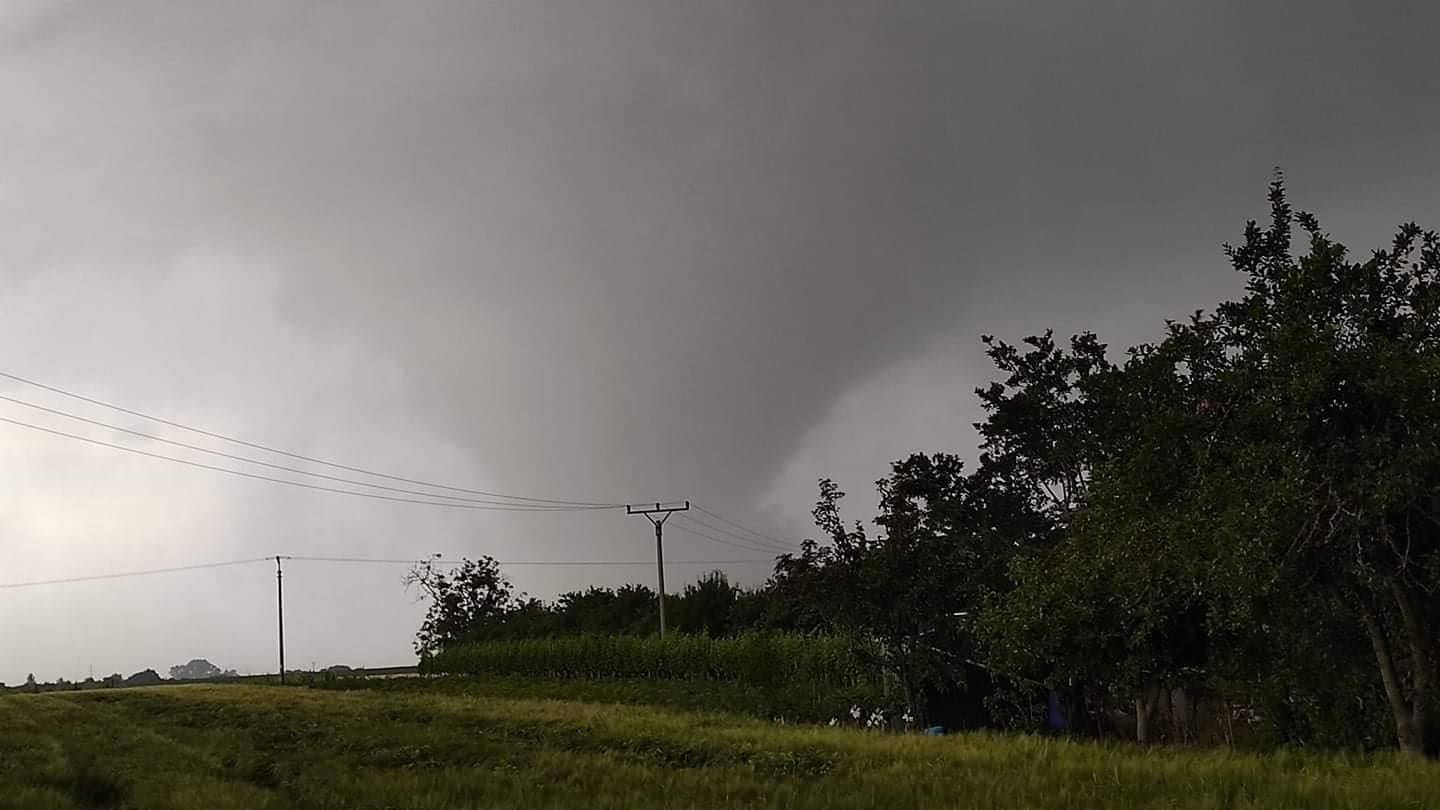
[2,0,1438,679]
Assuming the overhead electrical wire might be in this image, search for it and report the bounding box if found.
[691,504,800,548]
[0,371,808,556]
[0,415,605,512]
[0,369,617,507]
[0,558,272,590]
[0,393,620,510]
[285,555,772,567]
[667,520,785,556]
[675,513,797,553]
[0,555,776,590]
[674,517,791,555]
[0,414,798,554]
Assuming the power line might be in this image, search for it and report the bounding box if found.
[692,504,800,548]
[0,369,618,508]
[287,556,467,565]
[675,515,792,554]
[286,555,771,567]
[0,555,776,590]
[0,558,271,590]
[675,512,797,553]
[0,373,812,542]
[668,520,785,556]
[0,415,607,512]
[0,393,620,510]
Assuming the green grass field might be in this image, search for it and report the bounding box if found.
[0,683,1434,809]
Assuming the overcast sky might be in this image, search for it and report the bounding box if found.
[2,0,1437,684]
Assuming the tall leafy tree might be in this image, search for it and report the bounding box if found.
[1186,180,1440,753]
[671,571,742,637]
[973,329,1121,539]
[990,178,1440,752]
[405,556,516,656]
[980,329,1220,742]
[169,659,229,680]
[775,463,1011,725]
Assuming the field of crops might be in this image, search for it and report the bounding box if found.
[423,633,896,721]
[1,683,1436,809]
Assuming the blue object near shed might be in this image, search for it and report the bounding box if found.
[1046,690,1068,731]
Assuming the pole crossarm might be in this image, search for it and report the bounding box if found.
[625,501,690,516]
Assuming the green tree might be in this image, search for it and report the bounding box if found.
[964,328,1168,736]
[671,571,741,637]
[169,659,225,680]
[122,669,162,687]
[985,177,1440,752]
[501,597,564,639]
[776,465,1008,725]
[973,329,1121,540]
[1183,179,1440,753]
[406,556,516,656]
[554,584,658,635]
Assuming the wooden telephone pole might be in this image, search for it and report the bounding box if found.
[275,555,289,684]
[626,501,689,636]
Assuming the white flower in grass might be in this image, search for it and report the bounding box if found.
[901,710,915,725]
[829,718,839,727]
[850,705,863,721]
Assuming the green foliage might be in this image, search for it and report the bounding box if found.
[405,555,515,656]
[550,583,661,636]
[1192,178,1440,754]
[170,659,237,681]
[781,467,1009,724]
[974,329,1120,533]
[407,562,800,654]
[969,177,1440,752]
[425,632,865,685]
[670,571,741,637]
[422,632,894,720]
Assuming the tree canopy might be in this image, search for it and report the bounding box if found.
[407,178,1439,754]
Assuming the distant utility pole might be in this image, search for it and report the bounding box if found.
[275,555,288,685]
[626,501,690,637]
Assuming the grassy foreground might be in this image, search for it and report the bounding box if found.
[0,684,1434,809]
[317,672,894,727]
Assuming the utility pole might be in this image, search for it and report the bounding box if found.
[275,555,287,685]
[626,501,689,636]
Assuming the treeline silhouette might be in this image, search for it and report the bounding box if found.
[406,561,809,644]
[422,178,1438,754]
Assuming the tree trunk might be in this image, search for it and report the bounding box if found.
[1363,607,1425,755]
[1135,684,1162,744]
[1170,686,1192,744]
[1391,579,1431,754]
[898,667,920,729]
[1157,687,1173,742]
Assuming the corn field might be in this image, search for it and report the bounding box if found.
[422,633,897,720]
